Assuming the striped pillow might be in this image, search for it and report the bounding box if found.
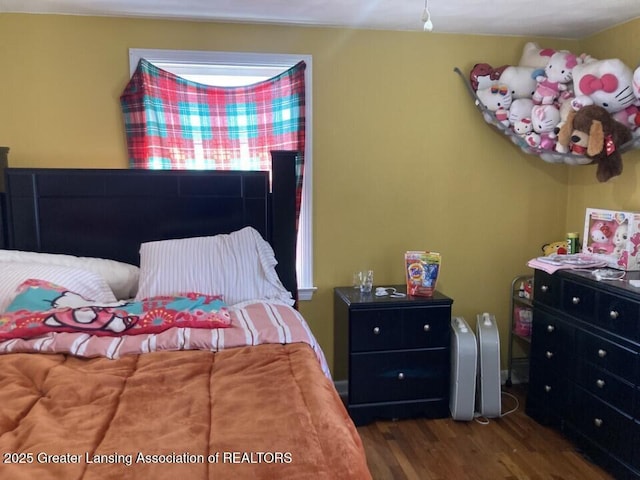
[135,227,293,306]
[0,261,117,313]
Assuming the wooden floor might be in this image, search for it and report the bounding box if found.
[357,386,613,480]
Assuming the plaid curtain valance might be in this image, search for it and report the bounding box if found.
[120,58,306,221]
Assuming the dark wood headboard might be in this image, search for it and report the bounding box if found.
[2,150,299,303]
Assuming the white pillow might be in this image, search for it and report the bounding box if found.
[0,250,139,299]
[0,262,117,313]
[135,227,293,306]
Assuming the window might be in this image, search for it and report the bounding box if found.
[128,49,315,300]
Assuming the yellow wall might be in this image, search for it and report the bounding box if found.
[3,13,628,376]
[565,20,640,233]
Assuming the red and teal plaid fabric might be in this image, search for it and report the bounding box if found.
[120,58,306,216]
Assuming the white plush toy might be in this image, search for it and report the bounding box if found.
[508,98,534,126]
[531,104,560,150]
[513,117,533,137]
[631,65,640,129]
[613,223,628,257]
[518,42,552,69]
[533,50,580,105]
[476,84,513,126]
[499,65,538,99]
[573,58,640,133]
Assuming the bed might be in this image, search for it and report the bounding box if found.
[0,152,372,480]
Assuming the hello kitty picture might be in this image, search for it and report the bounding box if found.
[583,208,640,271]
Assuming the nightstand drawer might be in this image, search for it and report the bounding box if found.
[350,306,449,352]
[349,349,449,404]
[402,306,449,349]
[350,309,402,351]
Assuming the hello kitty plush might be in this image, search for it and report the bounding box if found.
[513,118,533,137]
[531,104,560,150]
[572,58,640,133]
[508,98,534,126]
[498,65,538,99]
[476,84,513,125]
[588,220,615,254]
[630,65,640,129]
[533,51,580,105]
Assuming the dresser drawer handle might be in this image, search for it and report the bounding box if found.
[594,418,603,428]
[544,385,551,393]
[423,324,430,332]
[596,379,606,389]
[609,310,619,320]
[572,296,580,305]
[546,325,555,333]
[373,327,380,335]
[545,351,554,359]
[541,285,549,293]
[397,372,405,380]
[598,349,607,358]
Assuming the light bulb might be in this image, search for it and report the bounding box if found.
[421,1,433,32]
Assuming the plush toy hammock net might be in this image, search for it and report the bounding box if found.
[454,67,640,165]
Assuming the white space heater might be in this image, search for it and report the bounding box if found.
[475,312,501,418]
[449,316,477,421]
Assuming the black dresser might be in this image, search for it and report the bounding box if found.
[334,285,453,426]
[527,268,640,479]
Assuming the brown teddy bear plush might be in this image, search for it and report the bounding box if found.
[557,105,632,182]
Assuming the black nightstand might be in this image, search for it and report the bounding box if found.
[334,285,453,426]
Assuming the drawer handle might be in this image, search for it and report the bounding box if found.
[423,324,430,332]
[594,418,603,428]
[373,327,380,335]
[541,285,549,293]
[609,310,619,320]
[545,351,554,359]
[544,385,551,393]
[397,372,405,380]
[598,349,607,358]
[596,379,605,389]
[546,325,555,333]
[572,296,580,305]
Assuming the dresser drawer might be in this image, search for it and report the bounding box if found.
[562,280,595,322]
[527,357,570,419]
[576,360,634,414]
[575,329,638,384]
[596,292,640,342]
[530,311,573,373]
[349,349,449,404]
[534,270,561,308]
[571,387,634,464]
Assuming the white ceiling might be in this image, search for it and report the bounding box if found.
[2,0,640,39]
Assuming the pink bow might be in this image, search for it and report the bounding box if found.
[579,73,618,95]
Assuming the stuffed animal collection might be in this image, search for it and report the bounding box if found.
[469,42,639,181]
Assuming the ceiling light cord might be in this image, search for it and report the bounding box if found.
[421,0,433,31]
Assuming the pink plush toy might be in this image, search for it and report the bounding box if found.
[531,105,560,150]
[533,50,579,105]
[588,220,616,254]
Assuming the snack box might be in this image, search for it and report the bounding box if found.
[405,251,441,296]
[582,208,640,271]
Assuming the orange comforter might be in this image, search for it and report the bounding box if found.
[0,343,371,479]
